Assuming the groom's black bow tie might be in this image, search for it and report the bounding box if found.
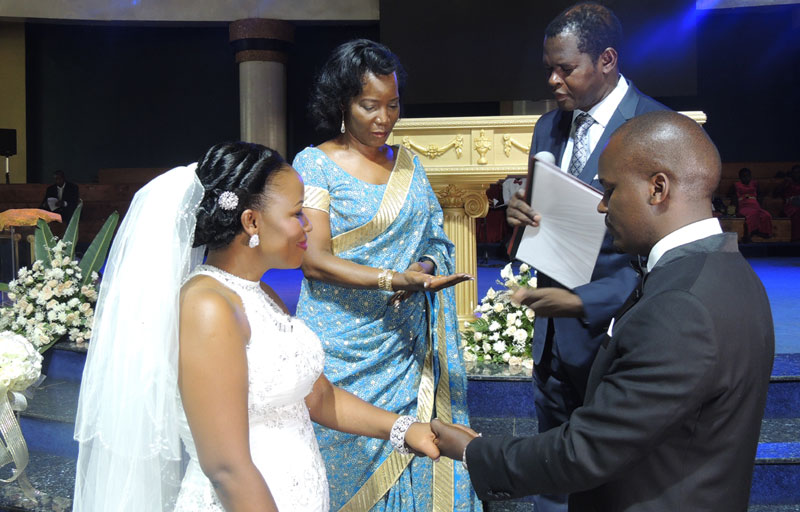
[630,256,648,279]
[616,256,648,317]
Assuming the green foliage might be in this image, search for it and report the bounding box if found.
[62,201,84,260]
[34,219,57,268]
[77,212,119,287]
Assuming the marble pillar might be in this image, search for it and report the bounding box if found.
[229,19,294,156]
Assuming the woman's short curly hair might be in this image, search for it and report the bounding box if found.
[308,39,407,138]
[193,142,287,249]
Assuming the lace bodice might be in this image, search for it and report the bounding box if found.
[174,264,329,511]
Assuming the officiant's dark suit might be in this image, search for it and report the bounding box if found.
[530,80,668,396]
[514,11,670,511]
[444,111,775,511]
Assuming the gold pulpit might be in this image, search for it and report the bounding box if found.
[389,112,707,325]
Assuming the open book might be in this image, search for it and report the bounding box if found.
[508,151,607,289]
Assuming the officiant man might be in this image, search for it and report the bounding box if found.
[41,170,80,225]
[434,110,774,511]
[505,5,669,510]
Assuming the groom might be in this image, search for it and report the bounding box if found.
[433,111,774,511]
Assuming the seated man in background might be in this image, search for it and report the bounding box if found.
[433,110,775,512]
[41,170,80,225]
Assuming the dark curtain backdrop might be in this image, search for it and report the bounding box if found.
[23,5,800,183]
[25,23,240,184]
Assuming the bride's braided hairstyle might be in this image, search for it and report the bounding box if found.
[193,141,286,249]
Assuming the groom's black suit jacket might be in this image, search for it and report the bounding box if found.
[466,233,774,511]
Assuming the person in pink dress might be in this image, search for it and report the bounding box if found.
[733,167,772,238]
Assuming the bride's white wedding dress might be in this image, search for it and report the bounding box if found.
[174,264,330,511]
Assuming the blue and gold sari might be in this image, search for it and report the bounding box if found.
[294,146,480,512]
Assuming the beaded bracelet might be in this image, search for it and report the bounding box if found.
[390,415,416,455]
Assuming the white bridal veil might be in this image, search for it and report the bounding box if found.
[73,164,205,511]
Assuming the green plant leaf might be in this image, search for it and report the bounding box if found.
[79,211,119,286]
[0,282,8,292]
[471,318,490,332]
[34,219,57,268]
[63,201,84,259]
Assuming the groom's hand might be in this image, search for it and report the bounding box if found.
[431,418,480,461]
[404,422,441,460]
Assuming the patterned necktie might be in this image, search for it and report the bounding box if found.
[567,112,596,177]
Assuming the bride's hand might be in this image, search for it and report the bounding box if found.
[403,422,441,460]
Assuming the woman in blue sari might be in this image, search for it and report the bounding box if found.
[294,40,482,512]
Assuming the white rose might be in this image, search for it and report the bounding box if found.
[503,326,516,337]
[502,352,511,362]
[514,329,529,343]
[482,342,492,353]
[463,321,471,329]
[522,358,534,369]
[493,303,504,313]
[488,321,501,332]
[492,340,507,353]
[515,319,522,327]
[481,303,492,313]
[489,333,500,341]
[473,332,483,341]
[525,308,535,320]
[486,288,496,300]
[500,263,514,281]
[506,312,517,324]
[519,263,530,273]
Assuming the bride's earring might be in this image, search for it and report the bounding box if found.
[340,117,346,134]
[248,234,260,248]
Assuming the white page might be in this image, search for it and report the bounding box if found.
[515,154,607,289]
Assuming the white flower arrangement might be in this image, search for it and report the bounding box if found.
[461,263,536,367]
[0,240,98,350]
[0,331,43,392]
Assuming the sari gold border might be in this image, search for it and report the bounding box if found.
[337,290,441,512]
[303,185,331,213]
[431,289,455,511]
[331,147,415,256]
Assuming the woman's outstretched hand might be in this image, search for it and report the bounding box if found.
[392,271,473,293]
[389,271,473,307]
[404,422,441,460]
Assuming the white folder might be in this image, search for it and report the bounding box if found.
[511,152,607,289]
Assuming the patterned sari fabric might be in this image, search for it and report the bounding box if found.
[294,146,480,512]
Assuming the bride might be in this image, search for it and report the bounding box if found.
[73,142,440,511]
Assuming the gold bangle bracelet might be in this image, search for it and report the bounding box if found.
[378,268,395,291]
